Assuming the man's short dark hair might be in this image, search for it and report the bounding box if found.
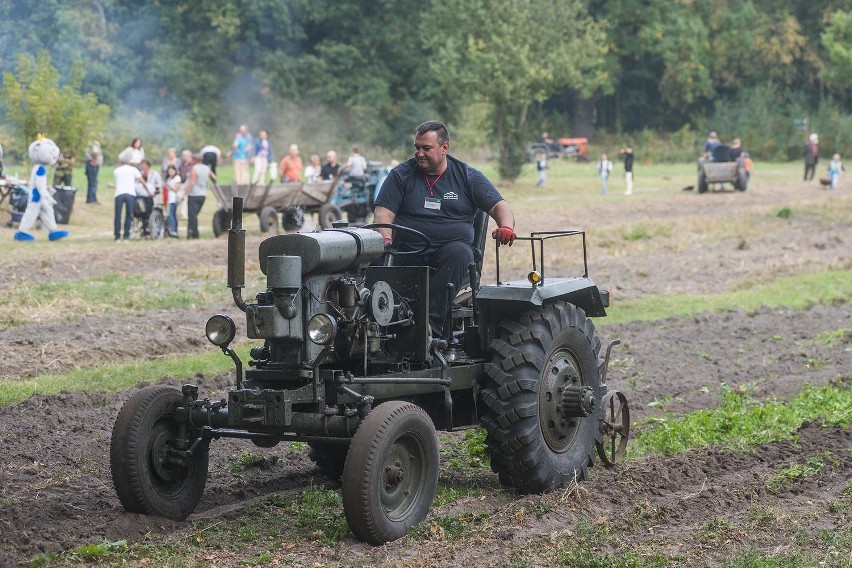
[415,121,449,145]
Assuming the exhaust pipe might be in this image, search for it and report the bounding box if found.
[228,197,248,312]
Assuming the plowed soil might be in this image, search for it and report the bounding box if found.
[0,171,849,566]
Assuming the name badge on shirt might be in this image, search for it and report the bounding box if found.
[424,197,441,210]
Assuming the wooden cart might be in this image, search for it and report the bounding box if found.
[210,178,344,237]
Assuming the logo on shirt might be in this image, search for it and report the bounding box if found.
[443,191,459,200]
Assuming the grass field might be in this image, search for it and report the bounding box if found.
[2,157,850,567]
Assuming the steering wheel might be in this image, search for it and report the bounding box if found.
[361,223,431,257]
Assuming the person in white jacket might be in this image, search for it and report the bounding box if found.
[597,153,613,195]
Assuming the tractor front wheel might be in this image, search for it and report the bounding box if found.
[110,385,208,520]
[481,301,603,493]
[342,401,438,544]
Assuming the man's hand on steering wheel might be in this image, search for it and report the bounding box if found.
[492,226,516,246]
[362,222,431,257]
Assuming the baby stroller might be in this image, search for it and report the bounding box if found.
[2,181,29,227]
[131,194,165,239]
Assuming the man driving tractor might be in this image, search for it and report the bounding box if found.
[372,120,516,335]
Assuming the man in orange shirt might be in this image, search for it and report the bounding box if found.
[278,144,303,182]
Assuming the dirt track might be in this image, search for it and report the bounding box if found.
[0,174,849,566]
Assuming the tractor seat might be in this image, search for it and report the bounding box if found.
[470,209,488,265]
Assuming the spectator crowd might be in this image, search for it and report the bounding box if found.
[7,124,371,241]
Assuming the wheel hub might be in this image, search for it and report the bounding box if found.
[561,385,596,417]
[150,430,181,482]
[384,461,405,490]
[539,351,586,453]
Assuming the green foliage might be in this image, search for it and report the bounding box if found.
[723,548,822,568]
[765,451,837,492]
[411,510,489,541]
[621,225,653,242]
[618,126,703,163]
[423,0,606,180]
[633,382,852,457]
[602,269,852,326]
[0,272,220,329]
[263,488,349,544]
[465,427,488,462]
[821,11,852,91]
[1,1,850,159]
[150,0,304,131]
[532,518,670,567]
[440,428,489,469]
[0,345,252,407]
[1,51,109,160]
[805,99,852,160]
[68,540,128,561]
[30,539,128,565]
[814,328,852,347]
[709,85,806,161]
[776,207,793,219]
[226,451,270,473]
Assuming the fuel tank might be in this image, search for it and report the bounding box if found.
[258,228,385,276]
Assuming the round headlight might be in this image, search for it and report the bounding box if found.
[206,314,236,347]
[527,270,542,285]
[307,313,337,345]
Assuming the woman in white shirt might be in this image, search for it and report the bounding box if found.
[304,154,322,183]
[118,137,145,167]
[165,165,182,238]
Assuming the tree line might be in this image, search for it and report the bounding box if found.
[1,0,849,180]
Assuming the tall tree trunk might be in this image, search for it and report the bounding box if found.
[572,95,600,139]
[495,101,528,182]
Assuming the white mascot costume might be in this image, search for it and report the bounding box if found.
[14,134,69,242]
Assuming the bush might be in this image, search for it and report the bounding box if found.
[806,101,852,160]
[588,86,851,164]
[708,85,805,161]
[592,125,702,163]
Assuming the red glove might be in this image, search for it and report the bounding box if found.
[492,226,516,246]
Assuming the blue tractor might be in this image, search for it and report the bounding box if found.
[329,161,390,225]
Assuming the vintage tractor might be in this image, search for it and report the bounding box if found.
[110,197,630,544]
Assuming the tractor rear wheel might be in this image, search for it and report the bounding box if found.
[342,401,438,544]
[481,301,603,493]
[110,385,208,520]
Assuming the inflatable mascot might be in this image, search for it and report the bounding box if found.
[14,134,69,242]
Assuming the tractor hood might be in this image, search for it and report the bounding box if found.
[258,228,385,276]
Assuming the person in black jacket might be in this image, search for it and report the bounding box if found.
[373,120,516,335]
[803,133,819,181]
[620,146,634,195]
